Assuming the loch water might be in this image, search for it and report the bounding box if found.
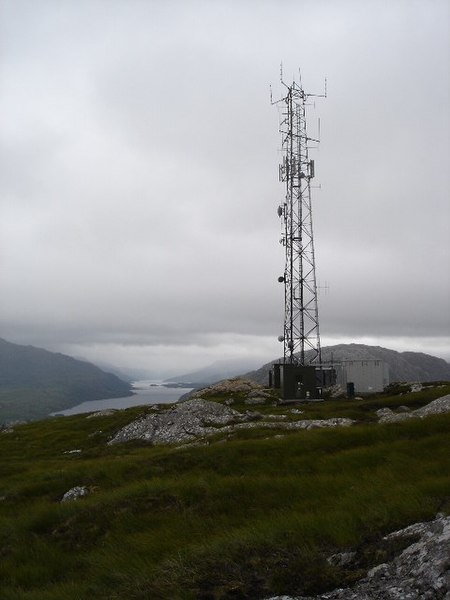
[51,381,194,416]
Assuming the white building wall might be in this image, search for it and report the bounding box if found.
[339,360,389,394]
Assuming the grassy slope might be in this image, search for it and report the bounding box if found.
[0,387,93,424]
[0,385,449,599]
[0,383,133,424]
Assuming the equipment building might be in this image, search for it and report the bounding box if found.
[337,359,389,394]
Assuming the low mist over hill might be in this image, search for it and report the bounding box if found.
[244,344,450,386]
[0,338,132,423]
[166,357,264,385]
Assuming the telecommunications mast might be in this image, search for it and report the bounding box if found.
[271,70,326,397]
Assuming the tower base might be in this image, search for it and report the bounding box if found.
[279,364,318,400]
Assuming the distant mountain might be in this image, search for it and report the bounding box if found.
[166,357,265,385]
[243,344,450,386]
[0,338,132,423]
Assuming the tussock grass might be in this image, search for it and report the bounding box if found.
[0,387,449,598]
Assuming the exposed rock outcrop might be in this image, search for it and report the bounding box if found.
[61,486,89,502]
[108,399,248,445]
[378,394,450,424]
[186,377,266,399]
[266,513,450,600]
[108,398,354,446]
[86,409,117,419]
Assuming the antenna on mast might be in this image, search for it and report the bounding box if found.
[270,69,327,399]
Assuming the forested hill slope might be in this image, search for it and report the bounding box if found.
[0,338,132,423]
[244,344,450,386]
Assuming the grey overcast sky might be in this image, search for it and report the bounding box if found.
[1,0,449,376]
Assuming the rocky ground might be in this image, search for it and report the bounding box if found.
[377,394,450,424]
[266,514,450,600]
[48,379,450,597]
[108,397,354,446]
[106,380,450,447]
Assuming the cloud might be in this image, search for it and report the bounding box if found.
[1,0,449,373]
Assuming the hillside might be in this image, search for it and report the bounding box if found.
[0,338,132,423]
[244,344,450,386]
[166,357,264,385]
[0,382,449,599]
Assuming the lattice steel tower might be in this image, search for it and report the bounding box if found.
[272,73,326,366]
